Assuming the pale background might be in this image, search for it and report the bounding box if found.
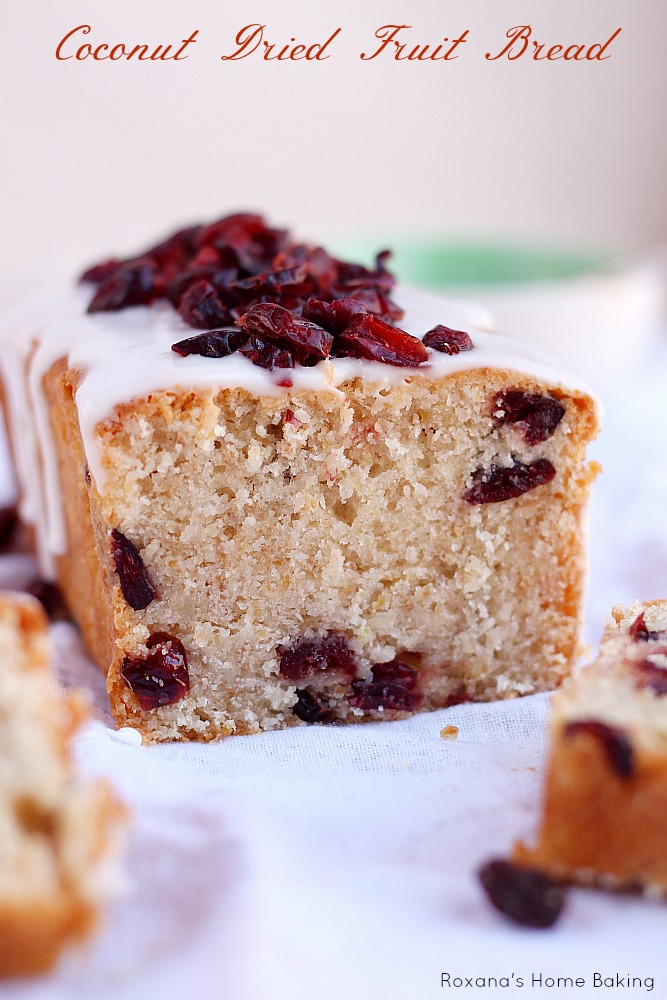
[2,0,666,306]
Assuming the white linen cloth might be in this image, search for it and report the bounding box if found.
[0,340,666,1000]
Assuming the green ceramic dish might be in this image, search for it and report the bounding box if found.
[329,240,611,290]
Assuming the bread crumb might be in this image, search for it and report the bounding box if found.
[440,725,459,740]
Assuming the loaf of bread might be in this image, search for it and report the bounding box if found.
[515,601,667,895]
[0,214,600,742]
[0,593,125,977]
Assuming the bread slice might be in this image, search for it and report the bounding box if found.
[515,600,667,895]
[0,215,600,742]
[0,593,125,977]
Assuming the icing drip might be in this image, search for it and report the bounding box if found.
[0,283,599,575]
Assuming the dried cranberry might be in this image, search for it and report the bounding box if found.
[147,226,200,266]
[250,226,289,264]
[301,297,367,334]
[239,335,294,371]
[463,459,555,505]
[564,719,634,779]
[87,261,155,312]
[293,688,334,723]
[26,579,69,621]
[142,235,199,294]
[335,256,395,292]
[197,213,267,253]
[423,325,473,355]
[340,287,386,317]
[120,632,189,710]
[364,288,404,324]
[189,246,221,269]
[110,529,158,611]
[444,688,472,708]
[375,249,392,273]
[273,244,336,290]
[0,505,17,551]
[230,266,308,296]
[178,280,233,329]
[333,314,428,367]
[172,328,247,358]
[633,655,667,696]
[80,259,120,285]
[349,658,423,712]
[238,303,332,361]
[167,265,237,306]
[492,391,566,445]
[479,860,565,929]
[279,632,357,682]
[330,286,403,324]
[628,612,665,643]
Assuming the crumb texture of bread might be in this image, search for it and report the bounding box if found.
[515,600,667,894]
[43,359,599,743]
[0,594,125,978]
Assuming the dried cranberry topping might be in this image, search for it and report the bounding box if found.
[80,213,403,333]
[120,632,189,710]
[333,314,428,367]
[78,214,457,374]
[463,459,555,505]
[423,325,473,355]
[26,579,69,622]
[492,391,566,445]
[110,529,158,611]
[87,261,156,312]
[633,655,667,696]
[172,328,247,358]
[197,213,285,266]
[335,254,395,293]
[80,259,120,286]
[0,505,17,551]
[239,335,295,371]
[149,225,200,266]
[479,860,565,929]
[347,287,404,324]
[229,265,308,296]
[444,688,472,708]
[628,612,665,643]
[293,688,334,723]
[238,303,333,362]
[166,265,236,307]
[349,658,423,712]
[279,632,357,682]
[301,297,367,334]
[564,719,634,779]
[177,280,233,330]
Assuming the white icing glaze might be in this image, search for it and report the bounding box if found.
[0,282,600,574]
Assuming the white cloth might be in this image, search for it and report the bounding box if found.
[1,341,667,1000]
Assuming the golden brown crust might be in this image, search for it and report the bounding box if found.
[42,361,115,669]
[515,731,667,891]
[0,899,96,977]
